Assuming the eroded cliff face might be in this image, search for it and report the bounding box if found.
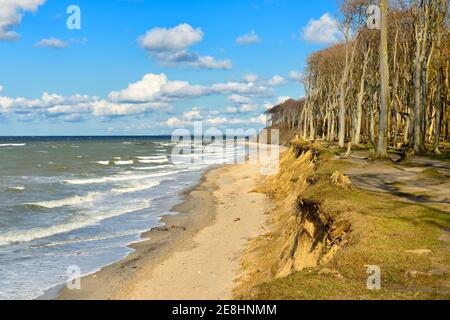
[235,141,350,297]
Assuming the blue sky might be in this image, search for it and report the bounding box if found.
[0,0,340,135]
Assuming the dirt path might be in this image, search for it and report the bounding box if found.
[342,154,450,213]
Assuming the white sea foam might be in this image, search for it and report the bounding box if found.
[7,186,26,192]
[136,156,167,160]
[26,192,101,209]
[115,160,134,165]
[138,159,168,164]
[111,181,161,194]
[0,201,151,246]
[97,161,110,165]
[132,165,173,170]
[63,171,183,185]
[0,143,26,147]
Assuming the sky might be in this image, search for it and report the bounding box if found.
[0,0,342,136]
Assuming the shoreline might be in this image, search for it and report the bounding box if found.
[56,161,271,300]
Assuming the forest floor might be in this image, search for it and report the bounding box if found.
[248,142,450,300]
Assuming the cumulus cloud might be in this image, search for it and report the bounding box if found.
[0,89,168,120]
[289,70,304,82]
[139,23,203,52]
[0,73,277,122]
[92,100,167,117]
[165,116,185,128]
[183,107,203,121]
[228,94,252,104]
[211,82,270,96]
[226,95,259,114]
[164,113,266,128]
[0,0,46,40]
[301,13,342,44]
[109,73,205,103]
[236,31,261,45]
[276,96,292,104]
[139,23,232,70]
[267,75,285,86]
[229,114,267,125]
[35,37,68,49]
[110,73,273,104]
[243,74,258,83]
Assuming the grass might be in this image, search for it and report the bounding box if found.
[249,144,450,300]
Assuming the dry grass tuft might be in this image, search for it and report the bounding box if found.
[331,171,352,189]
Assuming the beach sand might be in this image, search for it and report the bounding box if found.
[57,160,272,300]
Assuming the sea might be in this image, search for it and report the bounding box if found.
[0,136,250,300]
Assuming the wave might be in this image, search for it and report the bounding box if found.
[136,156,167,160]
[63,170,183,185]
[111,180,161,194]
[132,165,173,170]
[26,192,100,209]
[115,160,133,165]
[0,201,151,246]
[0,143,26,147]
[7,186,26,193]
[97,161,110,165]
[138,159,168,164]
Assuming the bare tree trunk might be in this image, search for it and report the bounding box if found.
[433,22,443,154]
[338,28,358,148]
[376,0,390,158]
[413,25,424,153]
[354,47,371,145]
[309,108,315,140]
[369,110,375,145]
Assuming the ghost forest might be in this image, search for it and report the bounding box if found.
[267,0,449,158]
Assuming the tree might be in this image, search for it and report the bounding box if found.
[376,0,390,158]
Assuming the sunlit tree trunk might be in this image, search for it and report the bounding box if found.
[376,0,390,158]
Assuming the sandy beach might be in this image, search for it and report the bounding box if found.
[57,160,272,300]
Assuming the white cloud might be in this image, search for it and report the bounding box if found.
[206,117,228,125]
[0,0,46,40]
[165,117,186,128]
[111,73,273,103]
[267,75,285,86]
[228,114,267,125]
[228,94,252,104]
[109,73,205,103]
[139,23,203,52]
[239,104,258,112]
[0,73,275,122]
[263,102,273,110]
[195,55,232,70]
[92,100,167,117]
[226,106,238,114]
[289,70,304,82]
[277,96,292,104]
[243,74,258,83]
[301,13,342,44]
[0,85,3,93]
[236,31,261,45]
[225,104,258,114]
[35,37,68,49]
[211,82,270,96]
[138,23,232,70]
[183,107,203,121]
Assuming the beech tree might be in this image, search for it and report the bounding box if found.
[266,0,449,157]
